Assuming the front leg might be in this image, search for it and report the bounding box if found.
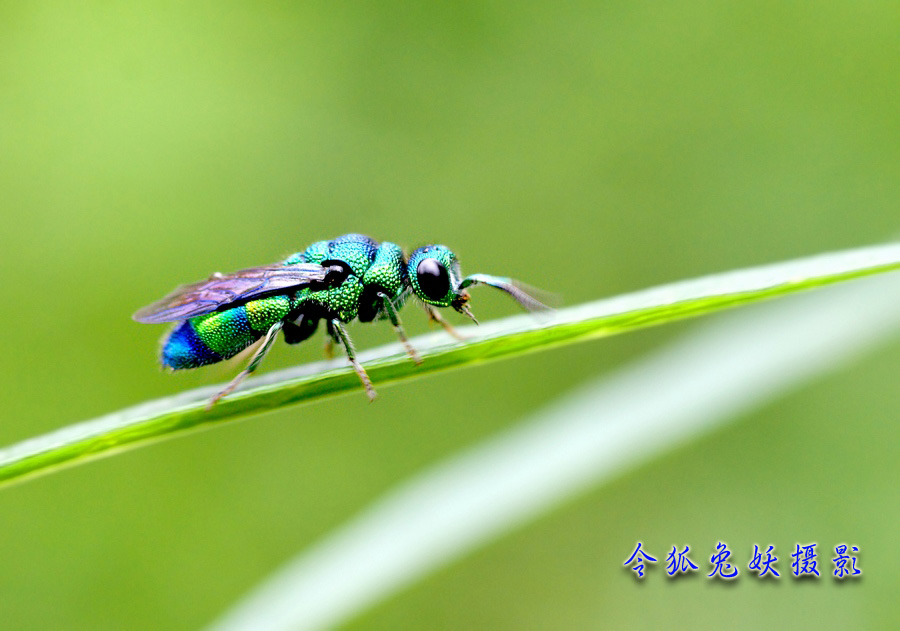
[378,292,421,365]
[423,304,465,341]
[330,319,377,401]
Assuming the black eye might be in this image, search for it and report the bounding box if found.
[416,258,450,301]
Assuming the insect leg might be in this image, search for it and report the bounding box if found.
[330,319,376,401]
[422,304,465,341]
[207,321,284,409]
[377,292,421,365]
[323,320,336,359]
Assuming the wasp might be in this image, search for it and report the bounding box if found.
[134,234,545,406]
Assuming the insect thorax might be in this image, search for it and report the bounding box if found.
[287,235,408,323]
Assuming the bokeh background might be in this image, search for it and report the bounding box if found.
[2,2,899,629]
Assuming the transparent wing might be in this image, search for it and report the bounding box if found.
[133,263,328,323]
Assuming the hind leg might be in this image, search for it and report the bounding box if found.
[207,321,284,409]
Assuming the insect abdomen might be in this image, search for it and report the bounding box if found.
[161,295,292,370]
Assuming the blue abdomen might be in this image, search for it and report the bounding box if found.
[161,319,226,369]
[161,295,294,370]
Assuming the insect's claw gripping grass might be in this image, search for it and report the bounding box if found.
[406,345,423,365]
[206,321,284,409]
[378,292,422,365]
[353,360,378,402]
[207,380,239,410]
[424,304,466,341]
[331,319,378,401]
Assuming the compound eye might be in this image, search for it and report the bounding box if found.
[416,258,450,301]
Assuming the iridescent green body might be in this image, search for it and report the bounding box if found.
[162,234,402,368]
[136,233,544,404]
[284,237,408,324]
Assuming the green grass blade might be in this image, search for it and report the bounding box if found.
[204,269,900,631]
[1,242,900,488]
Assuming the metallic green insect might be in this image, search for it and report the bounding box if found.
[134,234,545,405]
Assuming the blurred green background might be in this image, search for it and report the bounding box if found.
[1,2,898,629]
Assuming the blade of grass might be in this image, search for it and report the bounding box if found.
[1,243,900,488]
[205,270,900,631]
